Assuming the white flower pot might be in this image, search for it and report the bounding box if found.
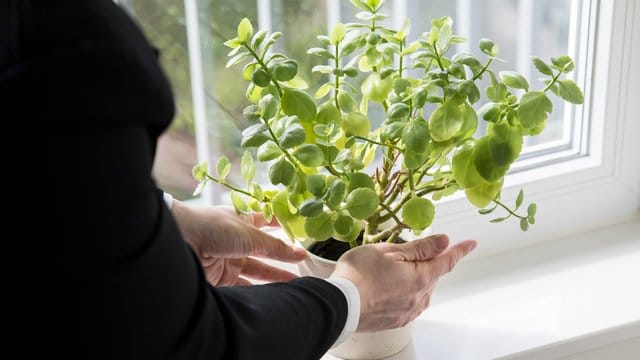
[297,235,419,360]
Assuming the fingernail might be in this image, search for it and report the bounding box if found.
[294,247,308,258]
[468,241,478,252]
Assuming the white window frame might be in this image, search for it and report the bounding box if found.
[185,0,639,258]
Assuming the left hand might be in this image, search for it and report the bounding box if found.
[170,201,307,286]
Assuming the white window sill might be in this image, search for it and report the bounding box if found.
[285,216,640,359]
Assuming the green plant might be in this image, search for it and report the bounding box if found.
[192,0,583,248]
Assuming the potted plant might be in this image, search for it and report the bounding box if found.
[191,0,583,358]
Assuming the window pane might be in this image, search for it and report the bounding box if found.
[121,0,198,201]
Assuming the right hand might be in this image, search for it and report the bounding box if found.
[330,234,477,332]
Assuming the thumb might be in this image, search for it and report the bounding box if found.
[250,230,308,263]
[386,233,450,262]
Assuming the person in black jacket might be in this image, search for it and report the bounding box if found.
[1,1,476,359]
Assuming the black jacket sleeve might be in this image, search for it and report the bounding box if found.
[1,1,347,359]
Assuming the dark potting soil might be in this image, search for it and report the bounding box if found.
[308,232,406,261]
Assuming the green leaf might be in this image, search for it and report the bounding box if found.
[237,18,253,43]
[527,203,537,217]
[241,123,270,148]
[307,47,335,59]
[452,146,483,189]
[241,150,255,184]
[402,197,435,231]
[518,91,553,130]
[293,144,324,167]
[192,161,208,181]
[403,151,428,170]
[223,37,241,49]
[337,92,358,113]
[225,52,250,69]
[306,174,326,196]
[486,71,509,102]
[528,216,536,225]
[231,191,249,214]
[315,83,334,99]
[473,137,508,182]
[515,189,524,209]
[272,60,298,82]
[500,71,529,91]
[361,73,393,103]
[216,156,231,181]
[478,205,497,215]
[269,158,295,186]
[551,55,575,72]
[330,23,346,44]
[348,0,374,12]
[259,94,278,120]
[347,172,375,192]
[520,217,529,231]
[345,188,379,220]
[281,88,317,123]
[479,38,498,57]
[488,124,523,166]
[436,17,453,53]
[459,102,478,139]
[304,212,335,242]
[192,180,208,196]
[250,29,268,50]
[316,103,341,125]
[262,203,273,223]
[387,102,410,120]
[299,199,324,217]
[490,216,508,223]
[250,182,264,200]
[341,112,371,137]
[556,79,584,104]
[402,118,430,154]
[252,68,271,87]
[452,53,483,77]
[328,181,347,207]
[279,123,306,148]
[429,102,464,142]
[334,214,354,236]
[257,141,282,162]
[465,178,503,208]
[531,56,553,76]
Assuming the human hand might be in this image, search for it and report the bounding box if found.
[170,201,307,286]
[330,234,477,332]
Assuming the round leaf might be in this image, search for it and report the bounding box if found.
[240,150,255,184]
[293,144,324,167]
[299,199,324,217]
[279,123,306,148]
[402,197,435,231]
[465,179,503,208]
[361,73,393,103]
[557,79,584,104]
[429,102,464,142]
[257,141,282,162]
[272,60,298,82]
[330,23,346,44]
[518,91,552,130]
[345,188,379,220]
[334,214,354,236]
[347,172,376,192]
[252,68,271,87]
[304,212,335,241]
[500,71,529,91]
[488,124,523,166]
[402,118,430,154]
[306,174,326,196]
[452,146,483,189]
[473,136,509,182]
[281,88,317,123]
[341,112,371,137]
[269,158,295,186]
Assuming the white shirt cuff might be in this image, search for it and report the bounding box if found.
[162,191,174,209]
[325,277,360,347]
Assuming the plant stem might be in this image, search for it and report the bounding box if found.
[334,43,342,112]
[244,44,283,97]
[206,175,264,201]
[472,58,494,81]
[398,42,404,78]
[493,199,527,219]
[354,136,402,151]
[543,70,562,92]
[379,202,403,227]
[432,43,445,71]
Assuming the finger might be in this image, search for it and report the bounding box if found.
[385,234,450,262]
[250,230,308,262]
[430,240,477,276]
[234,277,253,286]
[241,257,300,283]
